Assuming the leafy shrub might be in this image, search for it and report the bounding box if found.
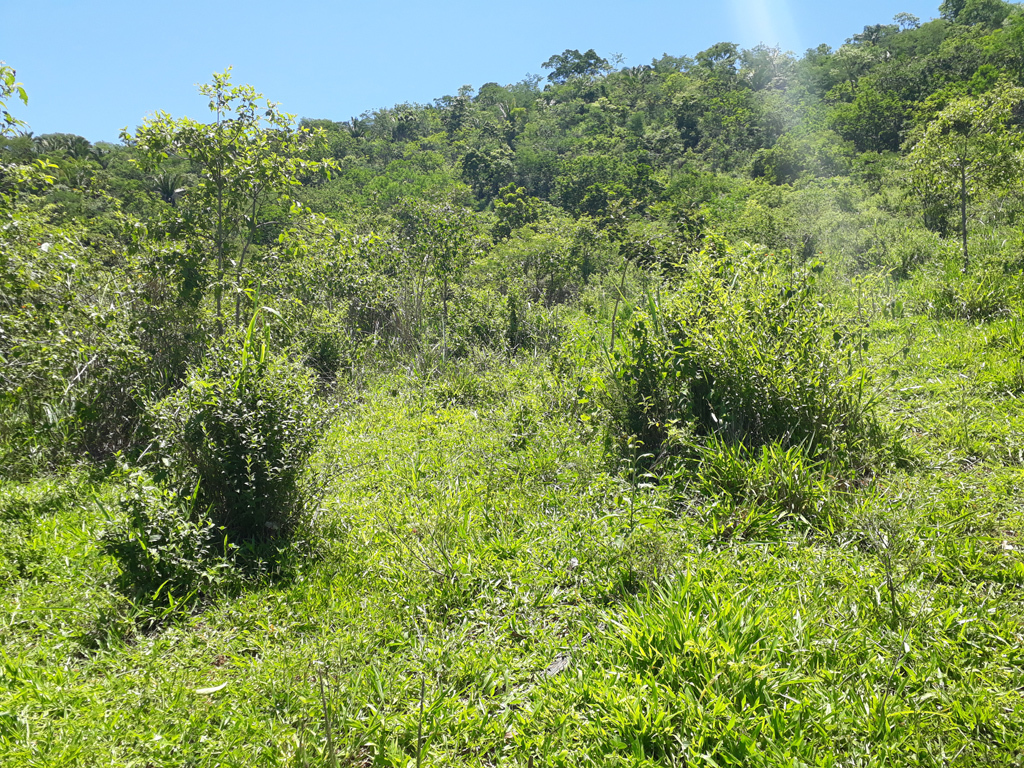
[302,324,348,381]
[63,331,155,461]
[446,283,509,357]
[0,207,156,472]
[149,315,325,546]
[101,471,226,608]
[605,241,883,472]
[298,309,360,382]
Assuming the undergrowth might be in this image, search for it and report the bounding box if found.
[1,254,1023,767]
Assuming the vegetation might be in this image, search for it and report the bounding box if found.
[2,2,1024,764]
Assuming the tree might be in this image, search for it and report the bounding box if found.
[907,87,1021,270]
[696,42,741,90]
[542,49,611,84]
[958,0,1013,27]
[739,45,795,91]
[460,146,514,203]
[828,87,908,152]
[894,12,921,31]
[940,0,968,21]
[393,198,476,361]
[850,23,898,46]
[125,70,334,330]
[493,183,540,240]
[0,62,28,139]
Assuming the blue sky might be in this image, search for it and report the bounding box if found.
[3,0,943,143]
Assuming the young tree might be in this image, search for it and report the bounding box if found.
[124,70,334,329]
[906,87,1021,270]
[393,198,476,362]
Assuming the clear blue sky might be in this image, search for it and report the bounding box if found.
[3,0,944,143]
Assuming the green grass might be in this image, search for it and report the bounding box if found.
[1,296,1023,766]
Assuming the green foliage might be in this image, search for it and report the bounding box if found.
[905,85,1024,270]
[917,258,1020,320]
[389,197,479,360]
[148,315,325,545]
[299,311,358,381]
[542,49,611,85]
[827,88,908,153]
[367,150,468,208]
[100,470,227,610]
[958,0,1014,27]
[125,69,335,329]
[9,20,1024,768]
[0,207,153,471]
[492,183,539,241]
[695,440,840,538]
[605,241,882,472]
[490,215,611,307]
[0,62,28,139]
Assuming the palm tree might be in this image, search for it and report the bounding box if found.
[151,172,187,205]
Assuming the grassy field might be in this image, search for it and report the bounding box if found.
[1,272,1023,767]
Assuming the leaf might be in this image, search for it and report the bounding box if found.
[541,652,571,677]
[195,682,229,695]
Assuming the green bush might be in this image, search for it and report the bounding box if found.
[149,316,325,546]
[101,471,226,609]
[298,309,360,382]
[446,283,509,357]
[0,207,157,472]
[605,240,882,472]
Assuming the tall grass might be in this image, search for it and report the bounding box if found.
[604,241,886,474]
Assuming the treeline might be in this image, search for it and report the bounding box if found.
[6,4,1024,261]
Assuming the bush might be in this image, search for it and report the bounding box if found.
[299,309,359,382]
[605,240,883,473]
[149,316,325,546]
[101,471,226,609]
[0,208,155,472]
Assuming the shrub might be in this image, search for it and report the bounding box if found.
[605,241,883,473]
[0,208,155,471]
[149,314,325,546]
[299,309,360,382]
[446,283,509,357]
[100,471,226,609]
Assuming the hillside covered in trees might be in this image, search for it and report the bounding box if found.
[2,1,1024,765]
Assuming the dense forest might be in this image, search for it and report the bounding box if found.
[2,1,1024,764]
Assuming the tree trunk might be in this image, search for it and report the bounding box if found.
[441,275,449,364]
[960,164,969,272]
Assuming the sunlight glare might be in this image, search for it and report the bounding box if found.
[728,0,800,51]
